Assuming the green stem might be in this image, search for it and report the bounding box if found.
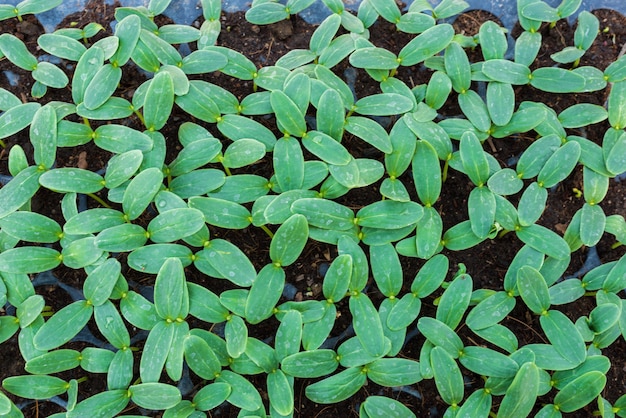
[87,193,112,208]
[134,110,146,127]
[442,159,450,182]
[611,241,623,249]
[260,224,274,239]
[0,138,5,148]
[497,229,511,239]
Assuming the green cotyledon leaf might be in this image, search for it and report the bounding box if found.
[83,258,122,307]
[0,246,61,274]
[30,104,57,170]
[281,348,339,378]
[479,20,507,60]
[0,33,38,70]
[94,124,153,153]
[305,366,366,404]
[94,223,147,253]
[487,81,515,126]
[192,382,231,412]
[120,291,159,331]
[39,168,104,194]
[2,375,68,400]
[367,358,422,387]
[216,370,263,411]
[316,88,345,141]
[482,59,531,85]
[24,349,80,375]
[516,224,570,260]
[608,80,626,130]
[0,211,62,243]
[140,320,175,382]
[362,395,417,418]
[497,362,539,418]
[467,187,496,239]
[0,165,42,219]
[443,220,485,251]
[413,140,441,206]
[459,89,491,132]
[517,266,551,315]
[302,130,352,165]
[554,371,606,413]
[110,14,141,66]
[168,137,221,176]
[67,389,129,418]
[273,136,305,191]
[181,49,227,75]
[487,168,523,196]
[445,41,471,93]
[184,334,221,380]
[274,309,302,361]
[94,300,130,350]
[129,383,181,410]
[356,200,423,229]
[344,116,392,153]
[322,254,352,303]
[189,196,251,229]
[302,302,336,351]
[353,93,414,116]
[530,67,586,93]
[518,181,547,227]
[398,24,455,66]
[466,291,516,331]
[143,70,174,131]
[460,131,489,186]
[580,203,606,247]
[128,243,193,274]
[245,2,289,24]
[537,140,581,188]
[72,45,104,104]
[540,309,586,367]
[270,214,309,267]
[436,273,473,329]
[174,80,221,122]
[0,102,40,140]
[245,264,285,324]
[459,346,519,378]
[349,47,399,70]
[291,197,355,230]
[267,369,294,416]
[221,138,266,169]
[139,28,182,65]
[201,239,256,287]
[33,77,55,96]
[370,243,402,297]
[147,207,205,243]
[122,167,163,220]
[271,89,307,136]
[431,346,464,406]
[418,317,463,358]
[33,300,93,351]
[349,292,387,357]
[154,258,189,321]
[83,63,122,110]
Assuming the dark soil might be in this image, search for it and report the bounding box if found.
[1,2,625,417]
